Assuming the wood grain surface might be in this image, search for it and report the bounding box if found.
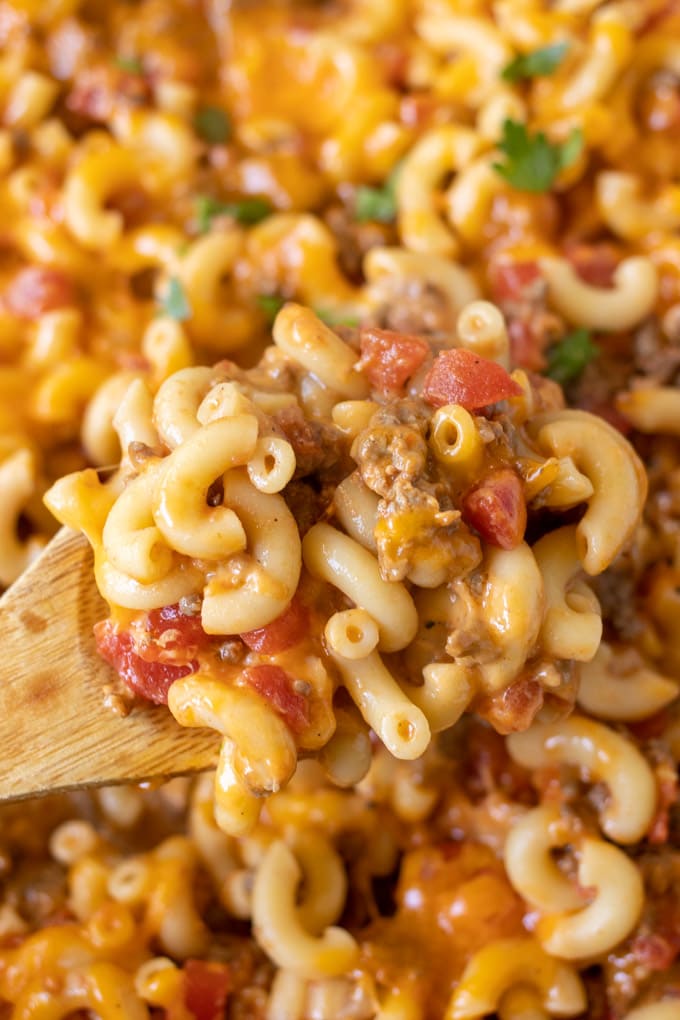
[0,528,220,801]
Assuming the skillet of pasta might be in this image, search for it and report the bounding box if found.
[1,0,680,1017]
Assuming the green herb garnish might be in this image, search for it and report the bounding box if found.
[194,106,231,145]
[502,42,569,83]
[355,163,402,223]
[257,294,286,323]
[195,195,272,232]
[115,55,144,75]
[546,328,599,385]
[314,307,360,328]
[160,277,191,322]
[493,119,583,193]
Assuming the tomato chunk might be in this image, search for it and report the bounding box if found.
[243,664,310,735]
[240,597,309,653]
[461,468,526,550]
[422,348,523,410]
[359,326,430,394]
[184,959,231,1020]
[490,261,541,303]
[146,603,209,654]
[94,620,196,705]
[565,243,618,288]
[6,267,75,319]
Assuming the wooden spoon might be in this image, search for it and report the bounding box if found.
[0,528,220,802]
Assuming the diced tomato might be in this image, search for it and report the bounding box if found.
[184,959,231,1020]
[5,267,75,319]
[145,603,209,654]
[358,327,430,394]
[243,664,310,735]
[422,348,523,411]
[240,597,309,654]
[490,261,541,303]
[461,468,527,550]
[631,933,677,972]
[507,319,547,373]
[94,620,197,705]
[564,243,618,288]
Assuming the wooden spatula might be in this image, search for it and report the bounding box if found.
[0,528,220,801]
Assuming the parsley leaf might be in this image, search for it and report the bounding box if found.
[355,163,402,223]
[257,294,286,323]
[315,307,360,328]
[493,119,583,193]
[546,328,599,385]
[195,195,272,233]
[115,55,144,75]
[194,106,231,145]
[502,42,569,83]
[160,277,190,322]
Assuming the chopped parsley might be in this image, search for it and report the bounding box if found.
[115,55,144,75]
[501,42,569,83]
[194,106,231,145]
[160,277,191,322]
[546,328,599,385]
[355,163,402,223]
[257,294,286,323]
[314,307,360,328]
[195,195,272,232]
[493,119,583,193]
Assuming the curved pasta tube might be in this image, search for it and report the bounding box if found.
[417,12,513,104]
[152,366,215,450]
[244,213,361,313]
[303,522,418,652]
[529,410,647,575]
[63,145,143,250]
[548,11,633,112]
[153,415,258,560]
[577,642,678,722]
[456,300,510,369]
[504,805,585,914]
[616,386,680,438]
[328,646,430,760]
[179,231,253,351]
[103,460,173,584]
[318,705,372,788]
[362,247,479,320]
[532,526,602,661]
[201,469,301,634]
[95,554,203,612]
[445,938,586,1020]
[623,1006,680,1020]
[403,662,474,734]
[113,379,159,477]
[475,543,545,693]
[288,829,347,935]
[538,838,644,960]
[430,404,484,476]
[213,740,263,837]
[10,961,149,1019]
[247,436,296,494]
[273,304,368,400]
[507,716,657,844]
[252,840,359,979]
[82,371,141,466]
[596,171,680,241]
[325,609,380,660]
[333,473,379,553]
[396,126,483,256]
[0,448,46,587]
[168,675,297,796]
[446,152,506,249]
[538,256,658,331]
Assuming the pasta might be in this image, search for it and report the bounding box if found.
[1,0,680,1017]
